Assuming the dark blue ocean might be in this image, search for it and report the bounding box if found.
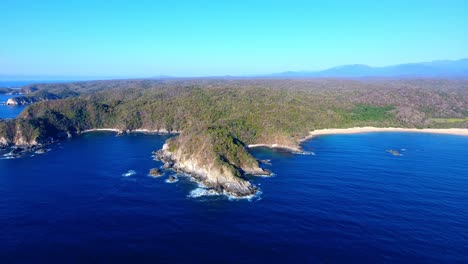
[0,131,467,263]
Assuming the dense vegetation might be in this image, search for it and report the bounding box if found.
[0,86,39,95]
[1,78,467,195]
[4,78,465,143]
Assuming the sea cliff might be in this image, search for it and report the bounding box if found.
[155,128,269,197]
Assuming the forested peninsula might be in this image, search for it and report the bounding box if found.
[1,79,467,197]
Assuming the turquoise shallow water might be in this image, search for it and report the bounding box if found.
[0,132,467,263]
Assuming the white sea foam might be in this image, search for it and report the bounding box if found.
[1,153,17,159]
[253,172,276,178]
[122,170,136,177]
[188,187,220,198]
[0,156,16,160]
[165,175,179,183]
[34,149,51,154]
[227,189,263,202]
[187,184,262,201]
[294,150,315,155]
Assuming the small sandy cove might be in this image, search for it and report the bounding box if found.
[303,127,468,140]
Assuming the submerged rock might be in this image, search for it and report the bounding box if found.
[166,175,178,183]
[149,168,164,177]
[122,170,136,177]
[34,149,47,154]
[386,149,402,156]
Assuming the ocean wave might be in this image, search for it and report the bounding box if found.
[253,173,276,177]
[294,150,315,155]
[34,149,51,154]
[188,187,220,198]
[122,170,136,177]
[187,184,262,201]
[227,189,263,202]
[1,153,18,159]
[0,156,17,160]
[165,175,179,183]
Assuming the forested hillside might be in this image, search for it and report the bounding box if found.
[1,78,467,196]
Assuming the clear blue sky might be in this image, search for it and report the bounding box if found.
[1,0,467,78]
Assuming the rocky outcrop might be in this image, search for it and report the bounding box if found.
[6,96,37,105]
[6,98,22,105]
[0,136,8,148]
[155,128,270,197]
[148,168,164,177]
[0,120,44,150]
[156,143,258,197]
[5,91,59,106]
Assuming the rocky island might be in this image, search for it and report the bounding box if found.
[1,79,467,197]
[155,127,270,197]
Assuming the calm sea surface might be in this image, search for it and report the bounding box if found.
[0,94,26,119]
[0,80,41,119]
[0,132,467,263]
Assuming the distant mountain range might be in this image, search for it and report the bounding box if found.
[2,59,468,81]
[270,59,468,78]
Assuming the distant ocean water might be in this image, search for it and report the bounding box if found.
[0,94,26,119]
[0,132,467,263]
[0,80,69,88]
[0,79,111,119]
[0,80,67,119]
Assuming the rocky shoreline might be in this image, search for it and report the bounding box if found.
[0,127,180,158]
[3,125,467,197]
[154,143,262,197]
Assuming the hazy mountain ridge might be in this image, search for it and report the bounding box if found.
[272,59,468,78]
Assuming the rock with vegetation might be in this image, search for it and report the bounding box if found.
[0,86,39,95]
[156,126,269,197]
[1,78,467,196]
[5,90,65,105]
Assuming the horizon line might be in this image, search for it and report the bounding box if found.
[1,57,467,81]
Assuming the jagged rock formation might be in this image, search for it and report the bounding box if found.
[0,120,40,148]
[5,91,60,105]
[156,127,269,197]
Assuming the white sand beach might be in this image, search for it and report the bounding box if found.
[81,128,122,133]
[303,127,468,140]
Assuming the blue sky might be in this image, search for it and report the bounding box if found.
[1,0,467,78]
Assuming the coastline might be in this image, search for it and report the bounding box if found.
[247,143,302,152]
[249,127,468,152]
[303,127,468,141]
[81,128,180,134]
[81,128,121,133]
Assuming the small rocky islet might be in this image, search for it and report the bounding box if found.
[166,175,178,183]
[386,149,402,156]
[148,168,164,177]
